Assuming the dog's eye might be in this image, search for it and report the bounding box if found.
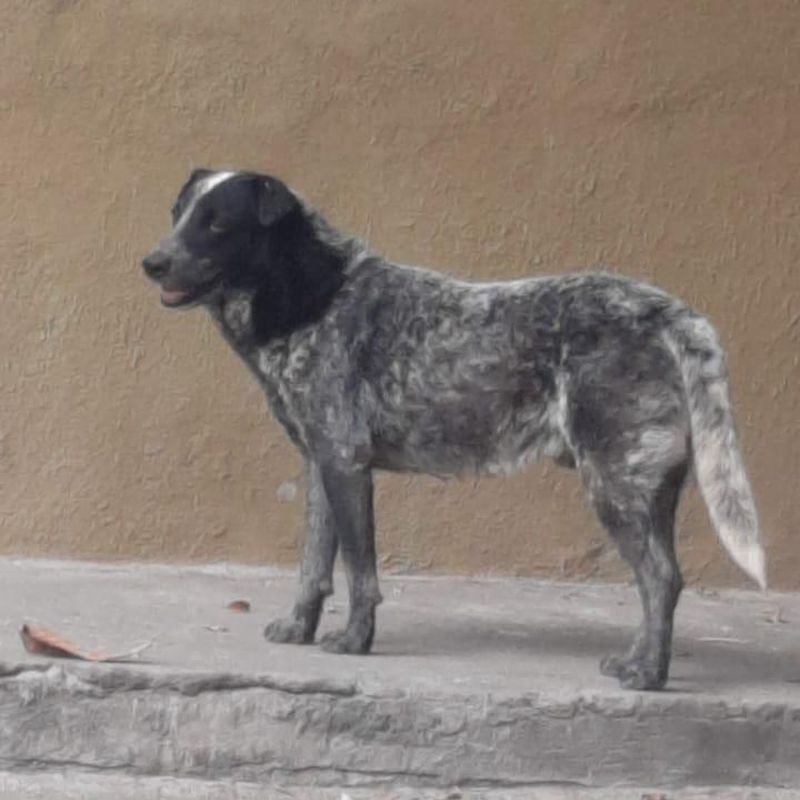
[209,219,228,235]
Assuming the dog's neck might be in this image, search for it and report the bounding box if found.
[208,206,366,348]
[212,290,255,342]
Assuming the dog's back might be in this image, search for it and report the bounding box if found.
[290,261,684,479]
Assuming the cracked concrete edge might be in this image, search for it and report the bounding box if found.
[0,660,358,697]
[3,659,799,718]
[0,662,799,789]
[0,773,795,800]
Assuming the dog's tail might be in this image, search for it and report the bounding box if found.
[666,312,766,589]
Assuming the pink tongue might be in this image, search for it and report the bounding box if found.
[160,289,189,305]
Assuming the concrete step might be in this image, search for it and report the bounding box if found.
[0,559,798,791]
[0,772,796,800]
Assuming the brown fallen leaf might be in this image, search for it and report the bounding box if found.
[227,600,251,613]
[20,623,152,663]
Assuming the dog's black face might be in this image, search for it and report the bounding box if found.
[142,169,298,309]
[144,168,348,343]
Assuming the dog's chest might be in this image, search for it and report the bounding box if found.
[210,302,324,452]
[250,331,360,458]
[247,343,316,452]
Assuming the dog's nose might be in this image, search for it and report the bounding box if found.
[142,251,172,279]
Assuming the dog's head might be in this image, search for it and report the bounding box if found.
[142,169,299,309]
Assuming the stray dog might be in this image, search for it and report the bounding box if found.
[142,168,766,690]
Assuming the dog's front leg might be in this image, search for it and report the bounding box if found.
[317,462,382,654]
[264,461,338,644]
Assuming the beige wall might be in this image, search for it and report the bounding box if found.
[2,0,798,588]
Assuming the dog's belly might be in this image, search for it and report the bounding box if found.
[369,396,566,477]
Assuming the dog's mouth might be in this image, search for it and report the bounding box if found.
[159,279,219,308]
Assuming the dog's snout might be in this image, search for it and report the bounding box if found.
[142,251,172,279]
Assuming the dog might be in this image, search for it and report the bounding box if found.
[142,168,766,690]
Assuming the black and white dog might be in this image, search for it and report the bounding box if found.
[143,168,765,690]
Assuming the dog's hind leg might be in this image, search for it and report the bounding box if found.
[582,453,688,690]
[264,461,339,644]
[317,463,383,654]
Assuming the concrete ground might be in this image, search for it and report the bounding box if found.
[0,559,798,794]
[0,772,796,799]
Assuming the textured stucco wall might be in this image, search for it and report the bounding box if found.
[1,0,798,588]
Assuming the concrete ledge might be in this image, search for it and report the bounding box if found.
[1,659,798,789]
[0,773,796,800]
[0,560,798,790]
[0,773,797,800]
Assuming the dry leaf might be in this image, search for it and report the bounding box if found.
[227,600,251,613]
[20,623,151,663]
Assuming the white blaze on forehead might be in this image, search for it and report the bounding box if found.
[174,170,236,232]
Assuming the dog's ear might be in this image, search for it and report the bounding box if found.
[257,177,297,227]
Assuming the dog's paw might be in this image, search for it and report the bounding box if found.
[319,627,372,655]
[263,616,313,645]
[599,653,629,678]
[600,654,666,691]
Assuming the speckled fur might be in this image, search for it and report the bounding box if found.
[143,170,765,690]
